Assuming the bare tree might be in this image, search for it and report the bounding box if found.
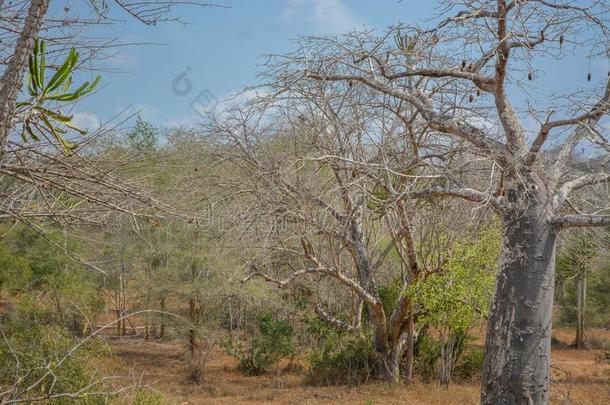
[258,1,610,403]
[209,76,489,383]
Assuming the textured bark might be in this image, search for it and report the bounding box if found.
[188,298,197,358]
[0,0,49,161]
[481,194,557,405]
[575,275,586,349]
[373,336,402,383]
[403,311,415,382]
[159,296,166,338]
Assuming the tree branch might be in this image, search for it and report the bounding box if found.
[552,214,610,229]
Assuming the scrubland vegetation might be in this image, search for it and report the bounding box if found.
[1,1,610,404]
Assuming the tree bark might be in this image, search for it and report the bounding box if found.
[374,339,402,384]
[371,311,407,384]
[575,274,586,349]
[188,298,197,358]
[403,310,415,382]
[481,198,557,405]
[159,296,166,338]
[0,0,49,162]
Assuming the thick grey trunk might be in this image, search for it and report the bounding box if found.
[482,202,557,405]
[373,341,402,383]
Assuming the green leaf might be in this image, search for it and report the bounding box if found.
[64,120,88,135]
[25,123,41,142]
[28,55,40,92]
[33,106,73,123]
[45,49,78,94]
[38,40,45,88]
[40,115,74,154]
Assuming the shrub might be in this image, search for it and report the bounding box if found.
[307,333,373,386]
[452,345,485,382]
[305,317,373,386]
[584,334,610,351]
[412,331,440,383]
[132,390,165,405]
[0,316,109,404]
[227,314,296,375]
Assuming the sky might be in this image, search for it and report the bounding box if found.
[73,0,439,128]
[71,0,605,134]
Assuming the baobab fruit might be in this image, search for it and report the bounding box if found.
[588,73,592,82]
[528,72,533,81]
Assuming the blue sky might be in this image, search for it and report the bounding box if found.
[75,0,439,128]
[73,0,605,135]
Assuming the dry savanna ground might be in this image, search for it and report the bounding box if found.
[106,329,610,405]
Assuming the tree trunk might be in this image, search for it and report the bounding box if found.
[575,274,586,349]
[188,298,197,358]
[481,200,557,405]
[374,342,401,383]
[403,311,415,383]
[159,296,166,339]
[372,315,404,384]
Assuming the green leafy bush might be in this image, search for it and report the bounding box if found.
[227,314,296,375]
[0,316,108,404]
[307,333,373,385]
[452,345,485,382]
[131,389,165,405]
[412,331,440,383]
[305,317,373,386]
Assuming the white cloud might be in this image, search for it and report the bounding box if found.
[281,0,362,35]
[72,112,101,130]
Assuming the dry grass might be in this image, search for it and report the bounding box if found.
[105,328,610,405]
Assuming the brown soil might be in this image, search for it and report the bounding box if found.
[106,328,610,405]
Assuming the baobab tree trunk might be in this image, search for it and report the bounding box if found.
[481,196,557,405]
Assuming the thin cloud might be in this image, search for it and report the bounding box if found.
[281,0,363,35]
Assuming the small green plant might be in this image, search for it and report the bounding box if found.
[452,345,485,382]
[132,389,165,405]
[227,314,296,375]
[0,313,108,404]
[305,317,373,386]
[412,331,441,383]
[17,39,100,153]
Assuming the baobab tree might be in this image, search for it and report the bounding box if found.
[264,1,610,403]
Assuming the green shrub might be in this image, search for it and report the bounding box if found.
[132,389,165,405]
[378,278,401,316]
[412,331,440,383]
[452,345,484,382]
[305,316,373,386]
[227,314,296,375]
[0,316,108,404]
